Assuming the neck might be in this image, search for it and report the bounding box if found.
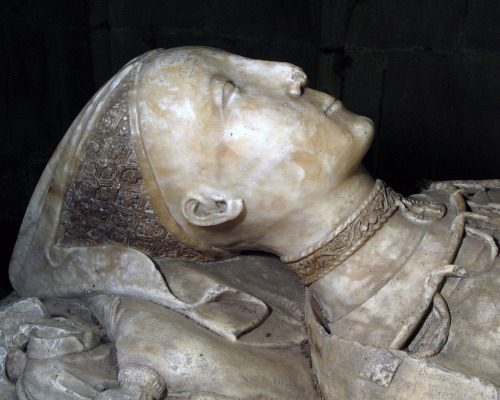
[282,179,403,283]
[308,209,428,323]
[263,166,376,258]
[293,182,446,323]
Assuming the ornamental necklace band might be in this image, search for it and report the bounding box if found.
[281,180,446,285]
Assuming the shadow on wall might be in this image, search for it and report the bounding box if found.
[1,0,499,295]
[341,0,500,194]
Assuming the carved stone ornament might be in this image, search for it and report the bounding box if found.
[3,47,500,399]
[58,71,227,262]
[282,180,446,284]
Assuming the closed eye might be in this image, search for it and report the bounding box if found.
[211,77,238,117]
[222,80,237,107]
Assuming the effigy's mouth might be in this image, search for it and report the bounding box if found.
[325,99,344,115]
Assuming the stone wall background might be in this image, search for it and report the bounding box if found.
[1,0,499,296]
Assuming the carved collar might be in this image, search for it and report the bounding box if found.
[281,180,446,285]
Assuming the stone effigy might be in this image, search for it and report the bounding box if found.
[2,47,500,399]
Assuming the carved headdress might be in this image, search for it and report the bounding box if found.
[9,50,232,300]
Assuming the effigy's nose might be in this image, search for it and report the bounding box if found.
[286,67,308,96]
[235,57,308,96]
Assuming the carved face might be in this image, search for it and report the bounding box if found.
[137,47,374,235]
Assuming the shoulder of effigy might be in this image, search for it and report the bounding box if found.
[408,187,453,206]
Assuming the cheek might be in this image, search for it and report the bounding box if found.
[297,119,355,163]
[215,133,310,200]
[291,151,327,182]
[287,123,360,190]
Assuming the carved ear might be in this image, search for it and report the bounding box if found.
[182,193,244,227]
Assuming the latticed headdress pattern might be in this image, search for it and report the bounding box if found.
[59,72,226,262]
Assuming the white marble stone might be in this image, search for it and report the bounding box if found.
[4,47,500,399]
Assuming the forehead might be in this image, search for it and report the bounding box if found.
[136,49,224,137]
[135,47,309,168]
[140,48,246,88]
[138,47,306,95]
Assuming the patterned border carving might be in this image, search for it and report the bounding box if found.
[283,181,446,284]
[58,73,224,262]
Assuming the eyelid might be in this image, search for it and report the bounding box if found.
[222,80,237,107]
[211,77,238,116]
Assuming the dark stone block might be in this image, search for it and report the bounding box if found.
[87,0,109,28]
[0,154,31,218]
[0,0,88,26]
[317,0,350,47]
[342,51,386,125]
[0,218,20,297]
[27,156,50,194]
[90,30,113,89]
[0,26,7,140]
[108,0,210,31]
[342,51,387,175]
[3,25,54,154]
[347,0,466,50]
[139,30,217,52]
[315,52,343,97]
[209,0,318,43]
[376,53,500,193]
[109,29,158,74]
[87,1,113,88]
[4,25,93,155]
[462,0,500,52]
[46,28,95,134]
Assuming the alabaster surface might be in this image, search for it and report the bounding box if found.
[3,47,500,399]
